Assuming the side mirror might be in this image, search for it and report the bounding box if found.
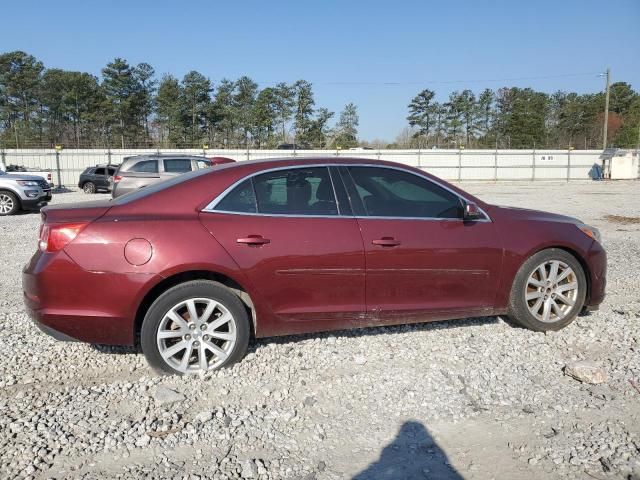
[463,202,484,221]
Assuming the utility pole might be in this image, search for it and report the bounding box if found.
[602,68,611,150]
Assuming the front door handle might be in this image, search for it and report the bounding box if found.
[237,235,270,246]
[372,237,401,247]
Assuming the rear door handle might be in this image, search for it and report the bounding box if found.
[237,235,270,246]
[372,237,401,247]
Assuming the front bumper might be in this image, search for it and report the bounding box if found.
[21,192,52,210]
[585,241,607,307]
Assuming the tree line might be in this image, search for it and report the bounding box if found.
[399,83,639,150]
[0,51,359,149]
[1,50,638,150]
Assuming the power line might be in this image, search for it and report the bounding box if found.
[225,71,604,87]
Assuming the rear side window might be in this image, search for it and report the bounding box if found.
[215,179,257,213]
[253,167,338,215]
[107,167,117,176]
[94,168,106,175]
[347,166,462,219]
[128,160,158,173]
[164,159,192,173]
[212,167,339,216]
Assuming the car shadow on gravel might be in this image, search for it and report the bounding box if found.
[353,421,464,479]
[252,316,502,350]
[92,316,503,358]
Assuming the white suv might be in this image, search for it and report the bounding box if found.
[0,170,52,216]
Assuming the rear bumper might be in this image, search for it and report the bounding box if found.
[23,249,160,345]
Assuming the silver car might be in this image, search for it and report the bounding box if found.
[111,154,213,198]
[0,170,52,216]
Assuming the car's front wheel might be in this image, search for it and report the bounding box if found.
[141,280,250,375]
[0,191,19,216]
[508,248,586,331]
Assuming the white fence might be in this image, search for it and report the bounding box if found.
[0,148,607,187]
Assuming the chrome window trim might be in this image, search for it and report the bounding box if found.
[202,163,492,223]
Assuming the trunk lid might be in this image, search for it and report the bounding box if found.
[42,199,113,224]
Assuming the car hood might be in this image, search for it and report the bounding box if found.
[2,172,47,182]
[486,204,583,225]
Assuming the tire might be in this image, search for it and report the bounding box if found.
[0,191,19,216]
[508,248,587,332]
[83,182,96,194]
[141,280,250,375]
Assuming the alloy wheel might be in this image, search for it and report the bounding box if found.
[156,297,237,374]
[525,260,578,323]
[0,194,14,214]
[83,183,95,194]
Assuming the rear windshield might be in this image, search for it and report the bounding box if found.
[110,168,212,205]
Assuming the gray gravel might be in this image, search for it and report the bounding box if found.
[0,181,639,480]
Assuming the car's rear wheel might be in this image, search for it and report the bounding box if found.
[141,280,250,375]
[83,182,96,194]
[0,191,19,216]
[508,248,586,331]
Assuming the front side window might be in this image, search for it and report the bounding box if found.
[164,159,192,173]
[94,168,106,175]
[253,167,338,215]
[348,166,462,219]
[128,160,158,173]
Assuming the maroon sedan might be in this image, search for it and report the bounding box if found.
[23,158,606,375]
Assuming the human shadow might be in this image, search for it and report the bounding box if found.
[353,421,464,480]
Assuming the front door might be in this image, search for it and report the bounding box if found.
[342,165,503,321]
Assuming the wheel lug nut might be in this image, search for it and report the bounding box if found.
[193,341,200,347]
[200,324,207,331]
[189,324,196,330]
[184,334,191,340]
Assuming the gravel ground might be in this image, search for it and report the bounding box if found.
[0,180,639,480]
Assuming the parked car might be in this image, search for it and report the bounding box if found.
[0,169,52,216]
[3,164,54,187]
[276,143,308,150]
[78,164,119,193]
[208,156,236,165]
[24,158,606,375]
[111,154,213,198]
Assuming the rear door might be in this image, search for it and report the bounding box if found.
[161,158,193,179]
[341,165,502,321]
[92,167,107,188]
[117,158,160,195]
[199,166,365,330]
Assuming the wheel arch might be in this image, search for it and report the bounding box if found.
[134,269,257,345]
[0,188,22,209]
[516,244,593,305]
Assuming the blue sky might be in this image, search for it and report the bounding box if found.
[1,0,638,140]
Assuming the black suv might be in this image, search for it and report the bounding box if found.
[78,164,119,194]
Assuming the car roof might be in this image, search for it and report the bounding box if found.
[203,156,408,172]
[123,154,206,160]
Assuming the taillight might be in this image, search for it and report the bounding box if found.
[39,222,87,252]
[114,175,122,183]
